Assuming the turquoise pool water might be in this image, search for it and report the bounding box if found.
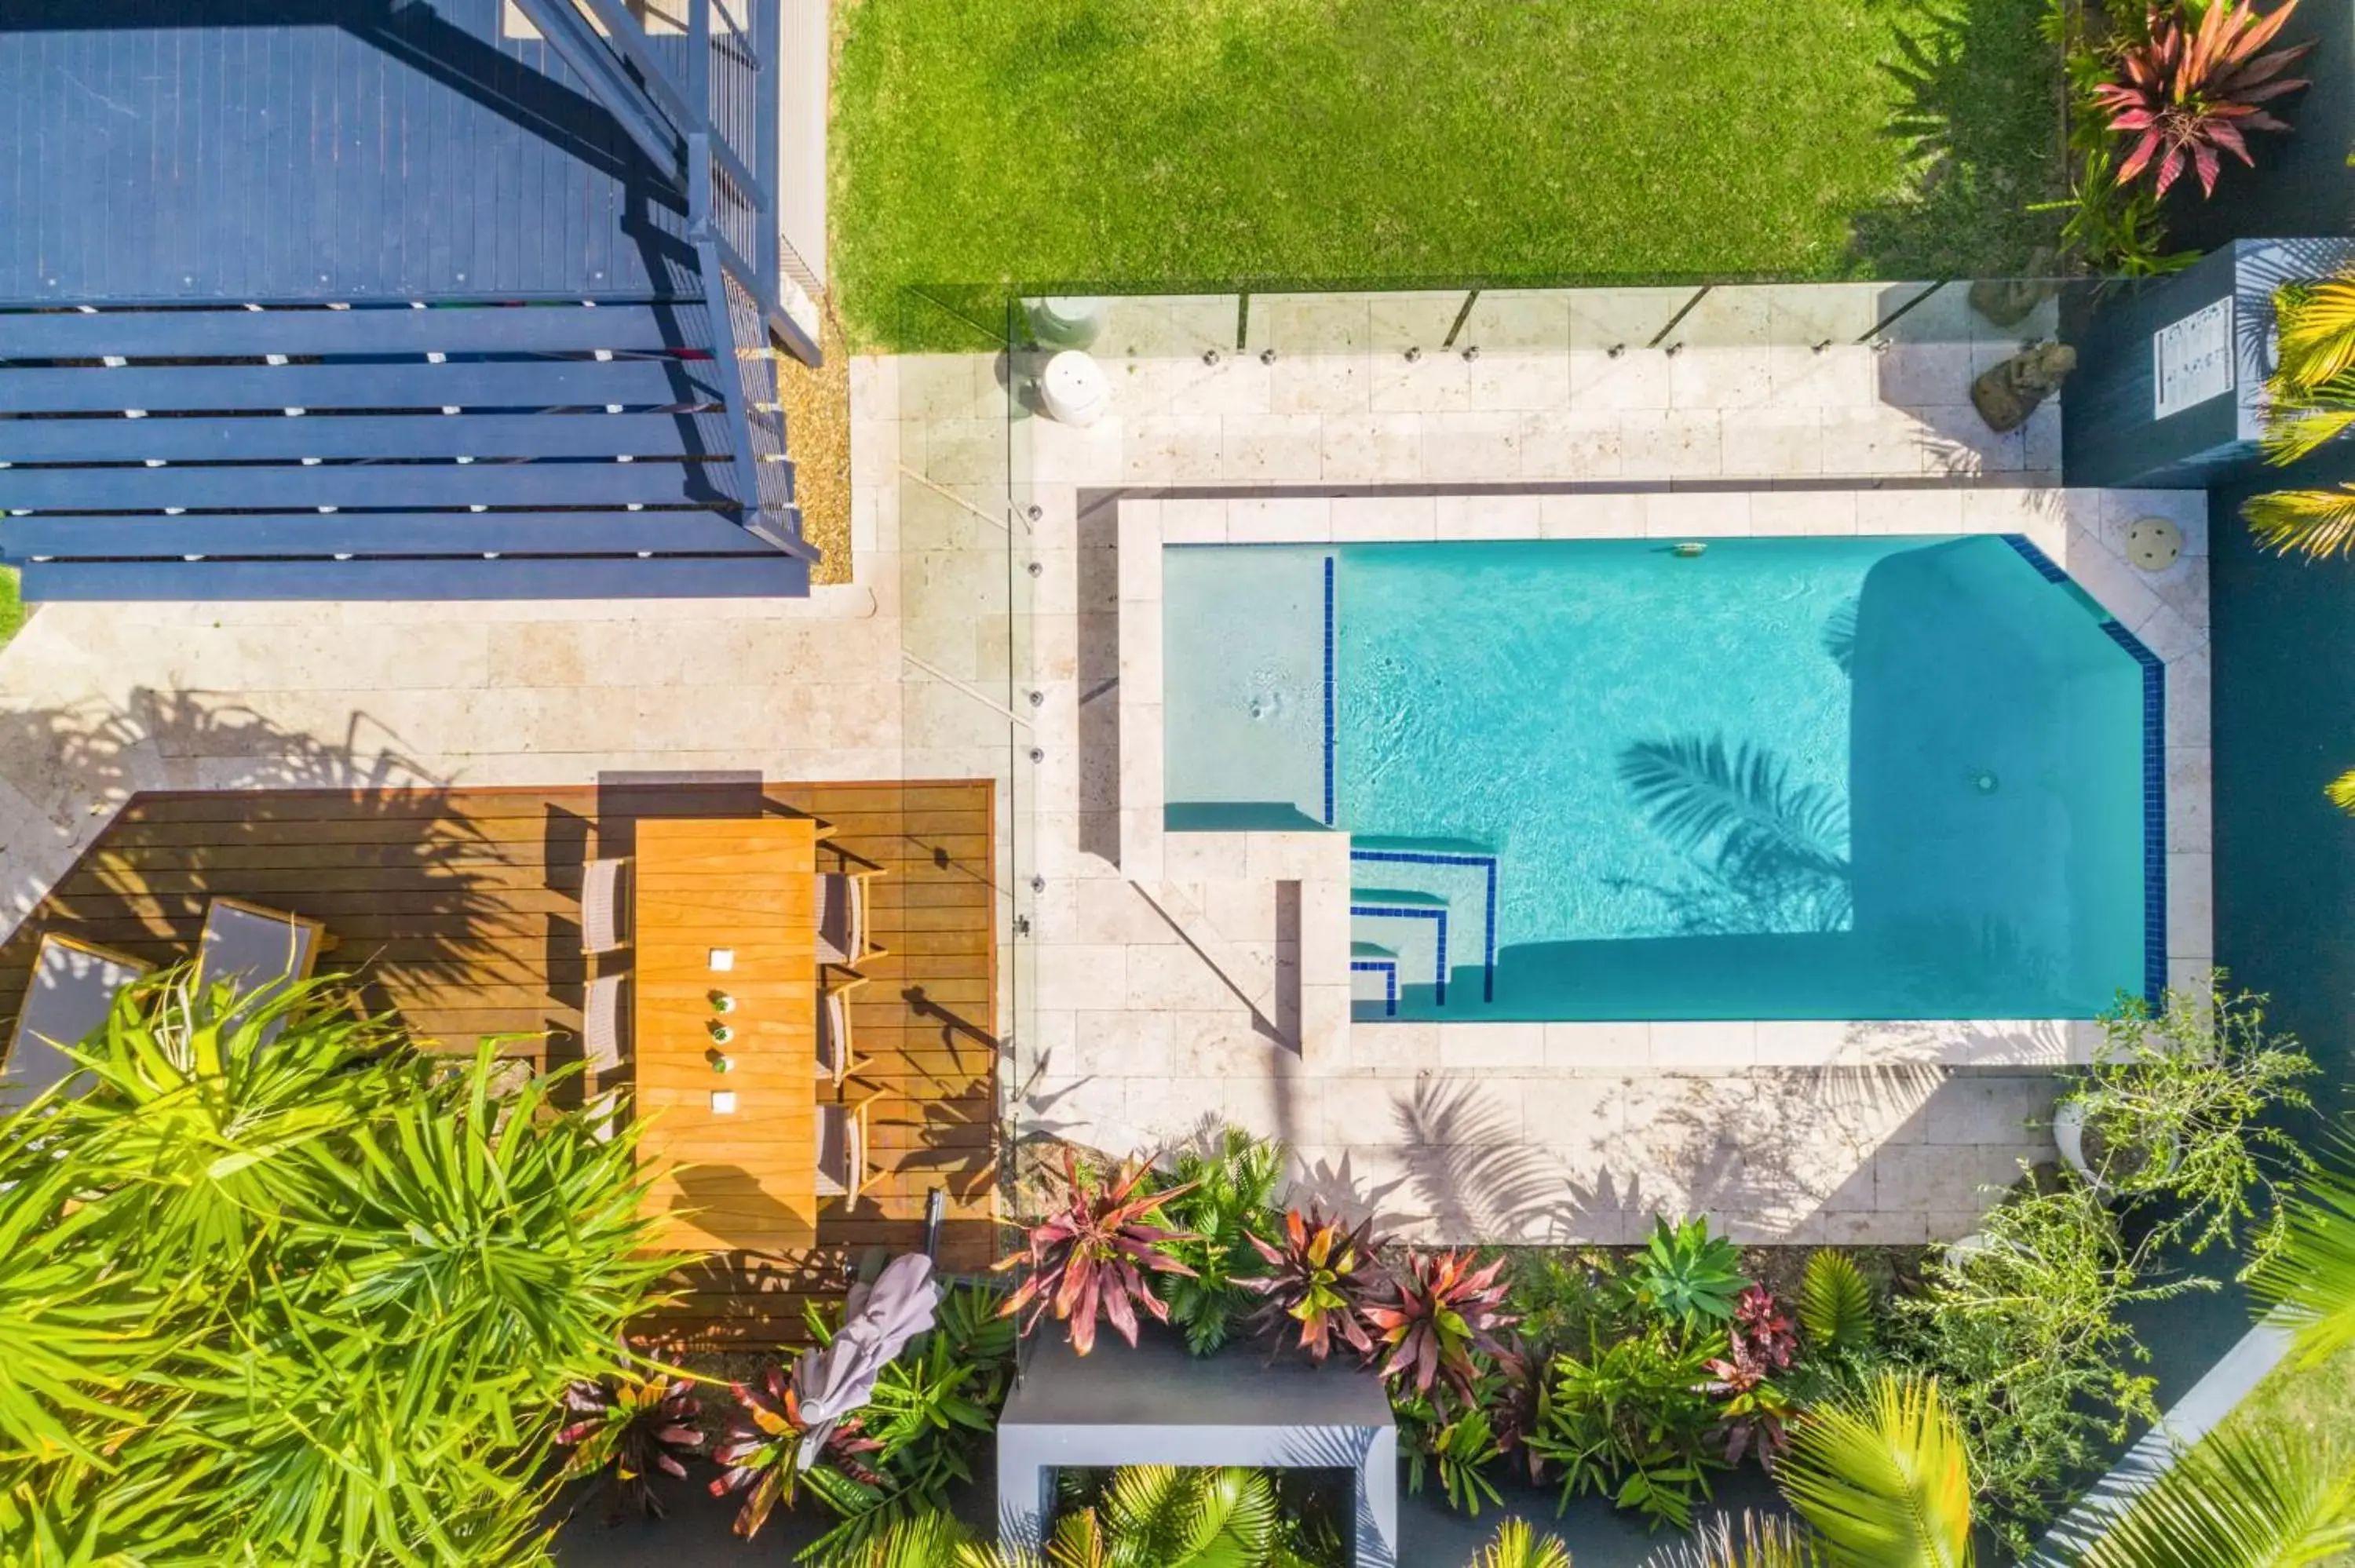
[1163,537,2152,1022]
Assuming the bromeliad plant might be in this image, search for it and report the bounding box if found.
[2094,0,2315,199]
[710,1361,886,1538]
[557,1370,706,1520]
[996,1150,1199,1355]
[1364,1249,1517,1413]
[1239,1204,1383,1365]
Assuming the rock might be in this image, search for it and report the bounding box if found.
[1972,341,2077,433]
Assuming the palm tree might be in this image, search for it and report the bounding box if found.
[2067,1425,2355,1568]
[955,1464,1342,1568]
[2244,270,2355,562]
[1774,1374,1974,1568]
[2251,1139,2355,1369]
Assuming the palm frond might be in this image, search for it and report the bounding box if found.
[2242,485,2355,560]
[1618,737,1850,881]
[2328,770,2355,816]
[2275,275,2355,395]
[1477,1517,1578,1568]
[1646,1513,1827,1568]
[2251,1157,2355,1369]
[1798,1249,1875,1354]
[2258,400,2355,466]
[1777,1374,1973,1568]
[2071,1424,2355,1568]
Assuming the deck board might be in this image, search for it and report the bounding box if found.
[0,780,1001,1348]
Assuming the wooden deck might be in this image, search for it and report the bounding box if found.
[0,779,1000,1348]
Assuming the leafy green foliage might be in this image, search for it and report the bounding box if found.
[1396,1387,1507,1517]
[805,1504,975,1568]
[1894,1181,2206,1556]
[2065,979,2319,1270]
[1532,1329,1724,1532]
[1148,1129,1287,1356]
[1648,1511,1827,1568]
[1798,1249,1877,1355]
[1240,1205,1382,1365]
[2071,1421,2355,1568]
[1472,1518,1575,1568]
[0,970,677,1565]
[957,1465,1345,1568]
[1777,1375,1973,1568]
[1631,1216,1750,1333]
[1706,1288,1800,1470]
[2255,1143,2355,1372]
[2247,268,2355,560]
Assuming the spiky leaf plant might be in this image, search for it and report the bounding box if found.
[1798,1249,1876,1354]
[1364,1250,1517,1413]
[1473,1518,1575,1568]
[556,1370,705,1519]
[1776,1375,1973,1568]
[2070,1422,2355,1568]
[1632,1216,1751,1335]
[1648,1512,1827,1568]
[994,1149,1199,1356]
[1240,1205,1383,1364]
[709,1359,889,1539]
[2094,0,2315,198]
[2251,1136,2355,1369]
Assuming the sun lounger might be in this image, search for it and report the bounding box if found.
[2,934,151,1110]
[194,898,327,1042]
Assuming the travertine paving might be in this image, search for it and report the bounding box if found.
[0,283,2210,1246]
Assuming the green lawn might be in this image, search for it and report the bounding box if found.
[0,567,22,648]
[832,0,2064,348]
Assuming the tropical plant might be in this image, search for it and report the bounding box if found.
[1649,1511,1827,1568]
[2060,979,2318,1269]
[1707,1287,1801,1469]
[1473,1518,1575,1568]
[1533,1328,1723,1531]
[805,1503,976,1568]
[2094,0,2315,199]
[1777,1375,1973,1568]
[1364,1249,1517,1412]
[1797,1249,1876,1356]
[1396,1387,1508,1515]
[955,1464,1346,1568]
[2068,1422,2355,1568]
[1630,1216,1750,1335]
[2251,1129,2355,1369]
[0,969,677,1564]
[710,1360,888,1538]
[2246,269,2355,563]
[1895,1180,2203,1555]
[1150,1128,1287,1356]
[995,1149,1199,1356]
[1238,1205,1382,1364]
[556,1370,706,1520]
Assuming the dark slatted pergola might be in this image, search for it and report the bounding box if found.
[0,0,822,599]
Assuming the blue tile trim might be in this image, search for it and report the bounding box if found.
[1350,958,1400,1017]
[1322,555,1336,826]
[1349,849,1497,1002]
[2000,534,2069,583]
[2098,618,2169,1006]
[1350,903,1448,1008]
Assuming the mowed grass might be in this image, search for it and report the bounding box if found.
[0,568,22,648]
[832,0,2063,348]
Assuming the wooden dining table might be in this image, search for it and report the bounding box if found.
[631,816,819,1254]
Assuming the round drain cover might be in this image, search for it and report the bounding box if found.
[2126,516,2182,572]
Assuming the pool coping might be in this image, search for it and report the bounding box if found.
[1115,487,2213,1072]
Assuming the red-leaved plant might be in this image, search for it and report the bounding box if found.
[1705,1285,1802,1469]
[555,1371,705,1520]
[1363,1249,1517,1413]
[1239,1205,1383,1362]
[994,1149,1199,1356]
[707,1361,885,1538]
[2095,0,2314,198]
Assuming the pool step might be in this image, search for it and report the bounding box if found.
[1349,888,1451,1011]
[1347,839,1499,1008]
[1349,941,1400,1018]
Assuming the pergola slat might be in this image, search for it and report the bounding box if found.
[0,461,736,511]
[0,359,732,414]
[0,510,776,558]
[1,412,721,463]
[0,303,702,359]
[21,554,809,600]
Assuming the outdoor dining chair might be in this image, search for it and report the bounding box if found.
[816,972,874,1088]
[582,973,629,1075]
[815,1089,881,1202]
[816,866,887,968]
[2,933,152,1110]
[194,898,329,1043]
[580,857,632,957]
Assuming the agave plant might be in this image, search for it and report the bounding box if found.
[709,1359,885,1538]
[994,1150,1199,1356]
[1239,1205,1382,1363]
[2094,0,2315,199]
[1632,1216,1750,1335]
[1776,1374,1973,1568]
[1364,1249,1517,1412]
[556,1370,706,1519]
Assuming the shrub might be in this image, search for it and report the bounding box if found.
[1238,1205,1383,1365]
[1796,1249,1876,1357]
[2094,0,2315,199]
[1532,1328,1724,1531]
[0,972,675,1563]
[1148,1128,1287,1356]
[995,1148,1198,1355]
[1364,1250,1517,1412]
[556,1371,706,1520]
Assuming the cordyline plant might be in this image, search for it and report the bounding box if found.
[1240,1205,1383,1364]
[1706,1285,1802,1470]
[557,1370,706,1520]
[2095,0,2314,199]
[994,1149,1198,1356]
[1364,1250,1517,1413]
[709,1360,885,1538]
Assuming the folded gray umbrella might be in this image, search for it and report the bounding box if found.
[793,1253,940,1469]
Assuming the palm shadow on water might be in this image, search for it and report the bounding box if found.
[1613,735,1854,938]
[1844,0,2068,278]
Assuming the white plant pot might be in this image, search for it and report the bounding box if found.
[2054,1098,2101,1191]
[1039,349,1111,427]
[1029,295,1110,349]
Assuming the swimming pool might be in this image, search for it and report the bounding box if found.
[1163,537,2156,1022]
